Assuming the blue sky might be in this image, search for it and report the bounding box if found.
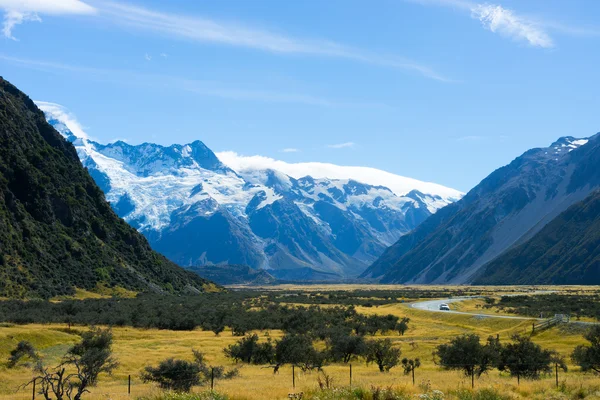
[1,0,599,192]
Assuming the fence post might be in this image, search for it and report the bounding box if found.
[292,365,295,389]
[211,367,214,391]
[349,363,352,387]
[128,374,131,395]
[32,379,35,400]
[555,363,559,388]
[412,367,415,386]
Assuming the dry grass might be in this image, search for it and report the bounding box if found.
[1,286,599,399]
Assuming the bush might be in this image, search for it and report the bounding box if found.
[304,385,411,400]
[276,334,326,371]
[451,387,511,400]
[498,334,561,383]
[7,340,39,368]
[142,358,203,392]
[434,334,500,388]
[326,333,366,363]
[572,325,600,373]
[224,334,275,364]
[142,350,238,393]
[365,339,400,372]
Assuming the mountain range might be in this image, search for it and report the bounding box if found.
[363,134,600,284]
[0,78,214,298]
[39,102,462,281]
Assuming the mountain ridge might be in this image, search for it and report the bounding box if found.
[0,78,215,298]
[39,102,462,280]
[362,133,599,284]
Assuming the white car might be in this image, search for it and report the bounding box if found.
[439,303,450,311]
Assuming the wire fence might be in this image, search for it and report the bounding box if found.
[3,363,600,400]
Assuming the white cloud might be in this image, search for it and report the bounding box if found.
[95,1,450,82]
[408,0,555,48]
[0,0,95,39]
[2,10,40,39]
[160,53,168,58]
[35,101,90,139]
[281,148,299,153]
[471,4,553,48]
[216,151,463,199]
[144,53,152,61]
[327,142,356,149]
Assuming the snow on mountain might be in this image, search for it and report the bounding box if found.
[38,102,462,279]
[217,151,463,202]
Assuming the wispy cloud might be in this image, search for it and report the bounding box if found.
[281,148,299,153]
[0,54,391,109]
[35,101,90,139]
[407,0,599,48]
[471,4,552,48]
[91,1,450,82]
[144,53,152,61]
[0,0,95,39]
[0,1,451,81]
[327,142,356,149]
[539,20,600,38]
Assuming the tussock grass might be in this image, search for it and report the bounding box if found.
[1,286,600,399]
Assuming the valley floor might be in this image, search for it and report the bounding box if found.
[1,286,599,400]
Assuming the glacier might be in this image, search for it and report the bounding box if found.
[39,102,463,280]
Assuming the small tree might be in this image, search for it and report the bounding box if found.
[498,334,558,384]
[572,325,600,373]
[365,339,401,372]
[396,317,410,336]
[225,334,259,363]
[326,333,366,363]
[401,357,421,385]
[7,341,39,368]
[65,327,118,386]
[224,334,275,365]
[434,334,500,388]
[17,328,118,400]
[275,334,325,372]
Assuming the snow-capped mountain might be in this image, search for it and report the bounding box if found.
[39,102,462,280]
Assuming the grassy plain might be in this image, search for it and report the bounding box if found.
[0,285,599,400]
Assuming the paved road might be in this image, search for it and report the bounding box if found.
[410,293,598,326]
[409,296,542,321]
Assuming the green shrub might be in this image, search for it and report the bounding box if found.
[451,387,512,400]
[138,392,229,400]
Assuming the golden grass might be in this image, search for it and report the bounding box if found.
[1,287,599,399]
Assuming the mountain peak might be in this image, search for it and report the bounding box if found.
[37,100,462,280]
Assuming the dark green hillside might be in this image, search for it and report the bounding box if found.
[475,190,600,285]
[0,77,215,298]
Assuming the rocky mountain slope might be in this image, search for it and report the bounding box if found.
[0,78,214,298]
[363,134,600,284]
[40,103,461,280]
